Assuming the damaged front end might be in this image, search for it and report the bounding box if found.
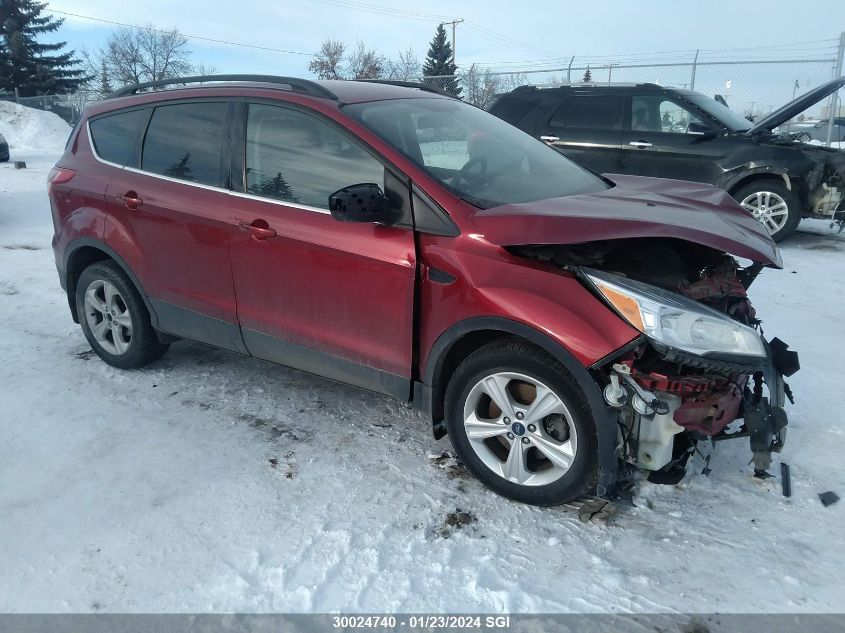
[510,238,799,489]
[807,150,845,229]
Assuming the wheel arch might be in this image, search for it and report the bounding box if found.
[421,317,619,495]
[64,238,158,328]
[724,170,809,209]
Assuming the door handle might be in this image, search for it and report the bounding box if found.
[117,191,143,210]
[540,135,560,143]
[628,141,653,148]
[238,221,276,241]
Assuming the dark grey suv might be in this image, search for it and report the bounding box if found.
[489,78,845,241]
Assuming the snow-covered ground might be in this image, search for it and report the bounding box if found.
[1,114,845,614]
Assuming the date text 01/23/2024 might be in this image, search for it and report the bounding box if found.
[332,615,512,629]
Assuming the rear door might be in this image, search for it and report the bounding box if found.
[620,94,731,183]
[102,100,246,352]
[227,102,417,397]
[535,92,624,174]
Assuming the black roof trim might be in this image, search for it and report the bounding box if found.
[510,82,664,92]
[355,79,454,98]
[107,75,339,101]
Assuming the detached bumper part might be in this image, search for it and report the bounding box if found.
[745,398,788,475]
[745,337,798,476]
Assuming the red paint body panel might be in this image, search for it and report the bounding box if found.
[229,196,416,375]
[104,169,239,322]
[474,174,781,267]
[49,129,110,266]
[417,231,641,371]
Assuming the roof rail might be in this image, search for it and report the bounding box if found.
[107,75,339,100]
[355,79,454,97]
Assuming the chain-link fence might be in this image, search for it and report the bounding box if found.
[422,56,843,121]
[0,91,101,125]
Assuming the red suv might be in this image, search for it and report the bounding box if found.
[49,75,798,506]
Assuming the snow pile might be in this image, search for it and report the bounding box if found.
[0,100,71,150]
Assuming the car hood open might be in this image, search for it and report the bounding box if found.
[473,173,782,267]
[746,75,845,135]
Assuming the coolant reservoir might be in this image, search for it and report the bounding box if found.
[637,393,684,470]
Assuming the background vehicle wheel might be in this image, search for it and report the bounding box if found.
[732,180,801,242]
[444,339,598,506]
[75,261,169,369]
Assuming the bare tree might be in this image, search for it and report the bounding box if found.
[308,40,345,80]
[98,25,193,87]
[345,41,386,80]
[192,63,219,77]
[386,47,421,81]
[460,65,502,109]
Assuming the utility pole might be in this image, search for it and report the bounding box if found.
[825,31,845,146]
[441,19,464,66]
[690,49,700,90]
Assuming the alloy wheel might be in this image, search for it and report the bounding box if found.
[740,190,790,236]
[83,279,133,355]
[462,372,578,487]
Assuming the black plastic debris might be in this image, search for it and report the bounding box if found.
[781,463,791,498]
[819,491,839,507]
[14,161,26,169]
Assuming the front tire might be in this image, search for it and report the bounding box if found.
[444,339,598,506]
[732,180,802,242]
[75,261,169,369]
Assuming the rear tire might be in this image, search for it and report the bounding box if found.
[444,339,598,506]
[732,180,801,242]
[75,261,169,369]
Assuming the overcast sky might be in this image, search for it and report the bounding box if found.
[49,0,844,77]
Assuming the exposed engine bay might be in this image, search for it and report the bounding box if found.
[509,238,800,487]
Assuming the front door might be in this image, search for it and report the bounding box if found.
[620,95,730,184]
[228,103,417,398]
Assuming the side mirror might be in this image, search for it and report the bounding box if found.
[687,121,716,137]
[328,183,400,225]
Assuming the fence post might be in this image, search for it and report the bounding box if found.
[567,56,574,83]
[690,49,700,90]
[825,31,845,146]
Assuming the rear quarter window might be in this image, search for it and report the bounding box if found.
[489,94,542,126]
[141,102,227,187]
[89,109,148,167]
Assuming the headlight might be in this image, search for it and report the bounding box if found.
[582,267,765,359]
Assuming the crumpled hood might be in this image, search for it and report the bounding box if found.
[473,174,782,267]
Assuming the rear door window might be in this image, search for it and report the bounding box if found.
[141,103,227,187]
[549,95,623,130]
[89,109,148,167]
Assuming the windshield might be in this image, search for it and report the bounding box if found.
[344,98,608,209]
[683,93,751,132]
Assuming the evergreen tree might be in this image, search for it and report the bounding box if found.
[164,153,193,180]
[258,172,298,202]
[0,0,86,96]
[422,23,461,97]
[97,58,112,96]
[582,67,592,83]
